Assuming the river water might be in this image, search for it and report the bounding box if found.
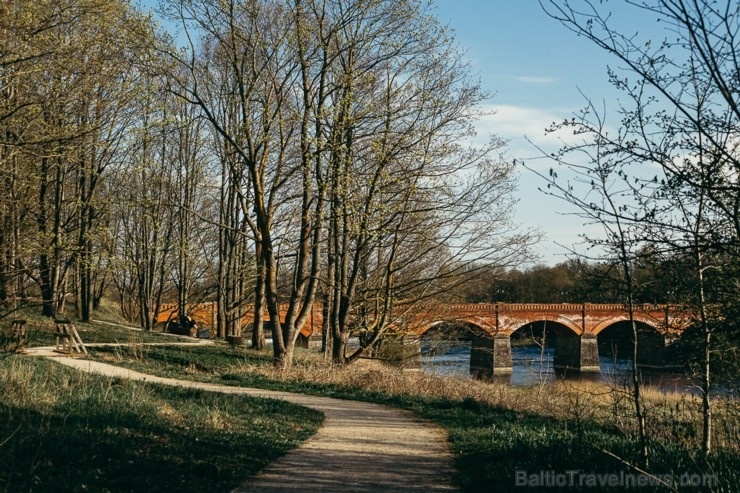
[421,341,705,394]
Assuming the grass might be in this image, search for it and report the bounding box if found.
[0,354,322,493]
[4,313,738,492]
[91,343,740,492]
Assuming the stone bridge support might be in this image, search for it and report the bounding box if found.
[635,331,669,369]
[470,334,512,378]
[375,333,422,370]
[553,332,600,373]
[469,332,602,379]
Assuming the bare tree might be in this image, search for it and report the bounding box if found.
[157,0,534,367]
[109,82,177,330]
[540,0,740,459]
[168,92,213,332]
[160,0,307,364]
[309,0,534,364]
[527,108,652,465]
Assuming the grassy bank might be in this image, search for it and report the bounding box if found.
[91,342,739,492]
[0,355,322,493]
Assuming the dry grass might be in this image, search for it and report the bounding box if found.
[156,403,187,427]
[80,342,739,491]
[226,350,738,454]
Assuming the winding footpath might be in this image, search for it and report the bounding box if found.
[26,347,458,493]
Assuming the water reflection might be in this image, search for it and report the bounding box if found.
[421,340,704,394]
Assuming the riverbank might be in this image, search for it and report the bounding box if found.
[420,342,738,395]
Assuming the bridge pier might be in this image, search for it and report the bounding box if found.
[553,332,600,374]
[470,334,512,379]
[636,331,668,369]
[376,333,422,370]
[296,332,322,349]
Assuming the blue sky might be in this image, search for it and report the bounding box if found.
[433,1,663,265]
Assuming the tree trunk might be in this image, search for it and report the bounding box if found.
[252,244,266,349]
[696,255,712,457]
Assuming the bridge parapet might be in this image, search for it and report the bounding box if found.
[416,302,683,312]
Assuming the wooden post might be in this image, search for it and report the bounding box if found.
[9,319,27,353]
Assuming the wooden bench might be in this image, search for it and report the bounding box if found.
[55,319,87,355]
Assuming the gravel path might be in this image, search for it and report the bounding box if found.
[27,348,458,493]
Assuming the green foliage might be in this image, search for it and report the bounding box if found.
[0,356,322,493]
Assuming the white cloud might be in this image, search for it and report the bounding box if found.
[480,104,561,139]
[514,76,558,85]
[472,104,583,162]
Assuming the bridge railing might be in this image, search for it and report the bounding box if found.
[414,303,679,312]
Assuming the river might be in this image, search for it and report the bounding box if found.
[421,340,707,394]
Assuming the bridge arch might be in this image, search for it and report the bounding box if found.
[379,302,684,376]
[504,315,582,337]
[595,319,669,368]
[416,317,494,337]
[591,314,662,336]
[416,320,499,377]
[508,319,596,375]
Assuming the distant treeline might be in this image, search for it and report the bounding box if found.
[457,254,726,305]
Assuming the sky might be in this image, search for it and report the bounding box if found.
[432,0,663,265]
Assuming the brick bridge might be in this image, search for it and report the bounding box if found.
[386,303,693,377]
[157,301,692,377]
